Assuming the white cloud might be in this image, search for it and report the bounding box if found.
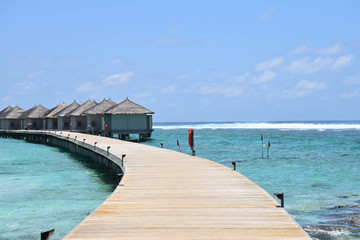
[111,59,125,66]
[13,81,37,92]
[102,72,134,86]
[200,86,243,97]
[258,7,276,21]
[153,36,213,46]
[332,54,354,69]
[176,74,187,80]
[76,81,98,92]
[56,56,80,64]
[253,71,277,83]
[288,43,311,55]
[286,57,333,74]
[236,72,250,82]
[27,71,44,79]
[11,55,36,62]
[154,37,185,45]
[317,43,341,55]
[340,91,360,99]
[344,71,360,84]
[162,85,175,94]
[255,57,283,71]
[295,80,325,90]
[283,79,325,98]
[10,80,45,95]
[1,95,12,102]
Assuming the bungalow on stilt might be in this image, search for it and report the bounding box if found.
[104,98,154,141]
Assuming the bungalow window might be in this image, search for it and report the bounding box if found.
[53,122,58,128]
[33,122,37,128]
[91,121,97,127]
[64,122,69,127]
[77,121,82,128]
[10,123,14,128]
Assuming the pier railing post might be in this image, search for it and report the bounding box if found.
[273,192,284,207]
[41,229,55,240]
[121,154,126,166]
[231,161,236,171]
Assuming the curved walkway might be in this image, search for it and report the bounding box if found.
[49,131,310,239]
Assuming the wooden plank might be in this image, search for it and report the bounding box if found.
[52,132,311,240]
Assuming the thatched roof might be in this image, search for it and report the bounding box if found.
[66,99,97,116]
[3,106,24,119]
[20,105,49,119]
[53,101,80,117]
[105,98,154,115]
[43,103,67,118]
[83,99,116,115]
[0,106,13,118]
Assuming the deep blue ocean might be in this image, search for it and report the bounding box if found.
[1,121,360,239]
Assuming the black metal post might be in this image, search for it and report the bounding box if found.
[41,229,55,240]
[231,161,236,171]
[273,192,284,207]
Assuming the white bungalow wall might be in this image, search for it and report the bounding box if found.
[86,115,104,132]
[70,116,87,131]
[0,119,10,129]
[23,119,44,130]
[58,117,71,130]
[23,119,32,129]
[2,119,21,130]
[46,118,58,130]
[111,114,147,131]
[58,117,64,130]
[12,120,22,130]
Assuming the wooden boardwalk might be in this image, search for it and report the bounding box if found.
[54,132,310,240]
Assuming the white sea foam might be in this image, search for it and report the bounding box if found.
[304,225,352,239]
[154,122,360,130]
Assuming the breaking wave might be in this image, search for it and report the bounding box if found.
[154,121,360,130]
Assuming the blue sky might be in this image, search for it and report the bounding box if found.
[1,1,360,122]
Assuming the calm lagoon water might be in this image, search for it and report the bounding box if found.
[1,121,360,240]
[144,121,360,240]
[0,138,117,240]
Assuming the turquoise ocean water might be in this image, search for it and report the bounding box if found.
[0,139,117,240]
[144,121,360,240]
[1,121,360,239]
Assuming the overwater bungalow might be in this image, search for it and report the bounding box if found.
[0,97,155,141]
[43,103,67,130]
[54,101,80,130]
[66,100,97,131]
[83,98,116,134]
[0,106,24,129]
[0,106,13,116]
[104,98,154,140]
[0,106,13,129]
[20,105,49,130]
